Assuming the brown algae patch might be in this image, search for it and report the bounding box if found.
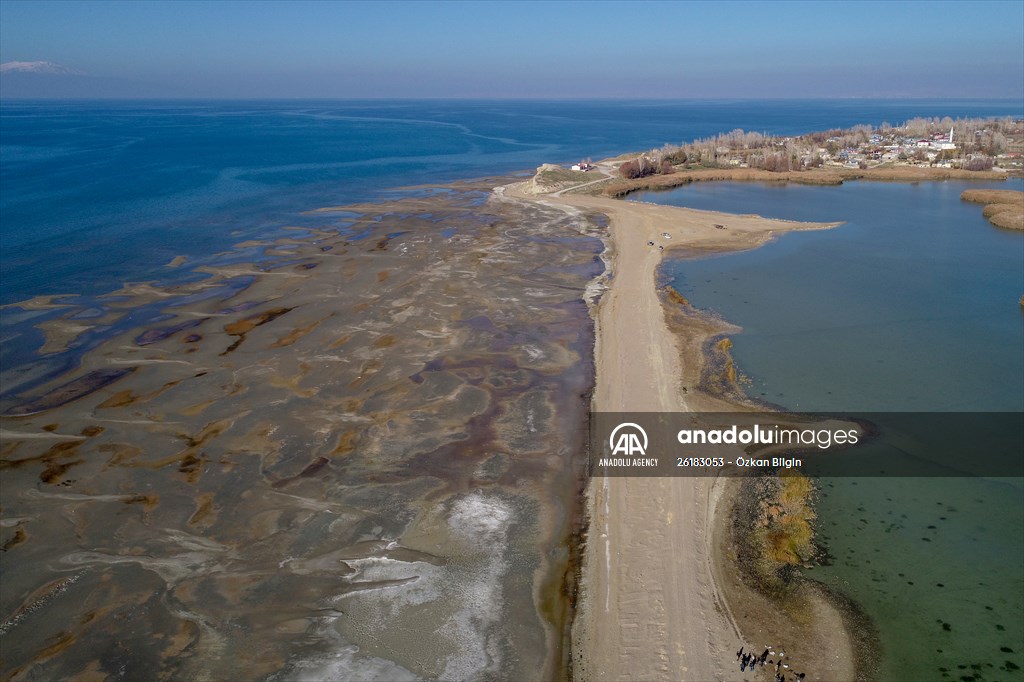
[2,525,28,552]
[5,368,138,417]
[221,306,294,354]
[269,314,331,348]
[187,493,217,528]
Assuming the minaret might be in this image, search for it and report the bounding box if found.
[949,127,954,144]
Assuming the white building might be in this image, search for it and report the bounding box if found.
[934,128,956,152]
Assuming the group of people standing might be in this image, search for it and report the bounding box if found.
[735,645,806,681]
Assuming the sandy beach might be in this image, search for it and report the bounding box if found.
[508,178,857,680]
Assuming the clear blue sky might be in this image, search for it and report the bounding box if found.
[1,0,1022,98]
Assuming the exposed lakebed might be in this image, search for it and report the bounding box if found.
[0,181,603,680]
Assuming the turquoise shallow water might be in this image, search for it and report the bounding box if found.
[646,179,1024,680]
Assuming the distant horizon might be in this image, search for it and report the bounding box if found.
[2,1,1022,100]
[2,95,1023,103]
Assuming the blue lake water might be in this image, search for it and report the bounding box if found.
[644,179,1024,681]
[649,180,1024,412]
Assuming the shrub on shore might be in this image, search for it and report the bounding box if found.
[662,285,690,307]
[618,156,673,179]
[736,471,819,595]
[963,155,995,171]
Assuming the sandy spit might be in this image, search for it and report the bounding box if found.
[505,181,857,681]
